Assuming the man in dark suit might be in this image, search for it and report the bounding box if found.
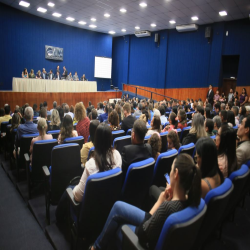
[54,71,61,80]
[62,66,68,79]
[41,68,47,79]
[47,69,54,80]
[121,103,136,134]
[206,84,214,106]
[121,119,152,179]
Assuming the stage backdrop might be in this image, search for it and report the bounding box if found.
[0,3,112,91]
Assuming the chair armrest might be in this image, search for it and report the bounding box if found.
[42,166,50,177]
[24,153,30,162]
[121,225,146,250]
[69,176,81,186]
[66,187,80,207]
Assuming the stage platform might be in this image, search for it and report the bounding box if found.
[0,90,122,109]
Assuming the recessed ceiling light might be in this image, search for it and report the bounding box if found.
[151,23,156,27]
[48,2,54,7]
[169,20,176,24]
[109,31,115,34]
[121,29,126,32]
[37,7,47,13]
[120,8,127,13]
[66,17,75,21]
[219,11,227,16]
[19,1,30,7]
[135,26,140,30]
[191,16,198,21]
[78,21,86,25]
[104,13,110,17]
[52,12,61,17]
[89,24,97,28]
[139,2,147,7]
[91,18,96,21]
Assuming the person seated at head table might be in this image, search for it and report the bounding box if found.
[22,68,29,78]
[81,74,87,81]
[41,68,47,79]
[47,69,54,80]
[73,71,79,81]
[67,72,73,81]
[54,71,61,80]
[36,70,42,79]
[29,69,35,78]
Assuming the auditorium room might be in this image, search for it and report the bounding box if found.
[1,0,250,249]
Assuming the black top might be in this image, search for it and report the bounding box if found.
[136,200,188,249]
[121,143,152,179]
[182,132,198,145]
[121,115,136,134]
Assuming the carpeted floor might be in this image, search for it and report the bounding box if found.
[0,155,53,250]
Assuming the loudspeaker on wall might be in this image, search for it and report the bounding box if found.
[155,33,158,43]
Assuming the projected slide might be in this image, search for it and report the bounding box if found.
[94,56,112,79]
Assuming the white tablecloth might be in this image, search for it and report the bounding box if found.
[12,77,97,92]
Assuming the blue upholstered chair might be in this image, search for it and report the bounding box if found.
[64,136,84,149]
[193,178,234,248]
[67,168,123,249]
[120,158,155,208]
[113,135,131,154]
[126,129,132,136]
[160,131,168,153]
[181,126,191,142]
[178,143,195,158]
[87,146,95,161]
[43,143,83,224]
[47,130,60,139]
[121,199,207,250]
[112,130,126,142]
[176,128,182,141]
[151,149,178,187]
[144,135,151,144]
[24,139,58,198]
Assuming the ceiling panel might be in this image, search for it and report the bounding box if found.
[0,0,249,36]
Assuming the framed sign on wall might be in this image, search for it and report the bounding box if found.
[45,45,63,61]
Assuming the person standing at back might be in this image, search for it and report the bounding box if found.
[206,85,214,106]
[121,103,136,134]
[121,120,152,178]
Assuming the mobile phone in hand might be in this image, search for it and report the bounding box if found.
[164,173,170,184]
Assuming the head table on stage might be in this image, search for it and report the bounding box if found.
[12,77,97,92]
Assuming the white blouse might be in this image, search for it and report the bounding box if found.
[73,149,122,202]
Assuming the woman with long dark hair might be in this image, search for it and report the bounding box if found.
[73,123,122,202]
[58,115,78,144]
[177,109,187,129]
[162,112,178,132]
[195,137,224,198]
[146,115,161,136]
[240,88,248,106]
[90,154,201,250]
[216,125,237,178]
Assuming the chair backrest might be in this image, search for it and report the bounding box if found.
[226,164,250,218]
[181,126,191,143]
[178,143,195,158]
[64,136,84,149]
[19,133,39,169]
[121,158,155,208]
[47,130,60,139]
[50,143,83,204]
[113,136,131,154]
[144,135,151,144]
[79,168,123,238]
[152,149,178,187]
[194,178,234,248]
[156,199,207,250]
[87,146,95,161]
[1,121,9,133]
[160,132,168,153]
[126,129,132,136]
[177,129,182,141]
[31,139,58,181]
[112,130,126,142]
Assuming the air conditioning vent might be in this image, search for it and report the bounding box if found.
[176,24,198,32]
[135,30,151,37]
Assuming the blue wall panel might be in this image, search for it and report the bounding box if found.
[0,4,112,91]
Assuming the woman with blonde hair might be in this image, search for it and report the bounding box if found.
[49,109,61,130]
[75,102,90,143]
[29,118,53,163]
[182,113,207,145]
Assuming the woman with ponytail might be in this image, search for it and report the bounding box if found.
[89,153,201,250]
[195,137,224,198]
[29,118,53,163]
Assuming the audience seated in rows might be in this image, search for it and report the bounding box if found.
[213,115,221,135]
[90,153,201,250]
[159,105,168,124]
[29,118,53,163]
[177,109,187,130]
[182,113,207,145]
[216,125,237,178]
[236,116,250,168]
[162,112,178,132]
[121,103,136,134]
[195,137,224,198]
[0,105,11,125]
[205,118,214,136]
[75,102,90,143]
[58,115,78,144]
[99,105,109,123]
[49,109,61,130]
[108,110,121,131]
[167,130,180,150]
[148,133,162,161]
[121,120,152,178]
